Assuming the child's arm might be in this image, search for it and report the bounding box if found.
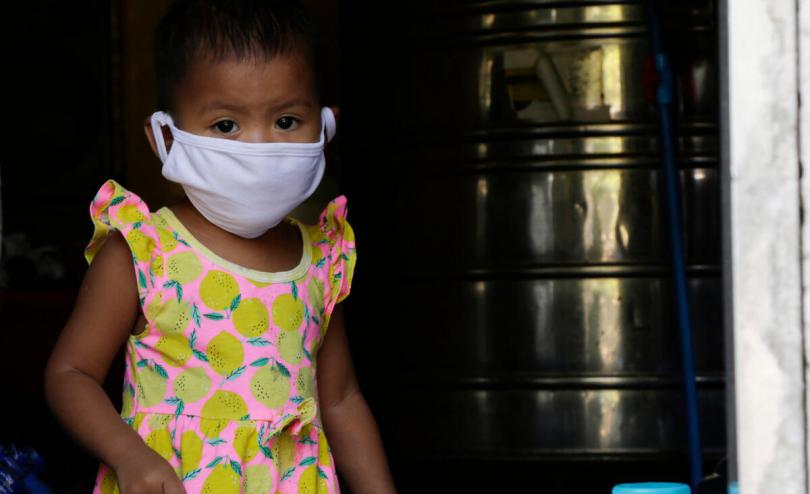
[43,231,186,494]
[317,304,398,494]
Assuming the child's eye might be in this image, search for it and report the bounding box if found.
[213,120,238,135]
[276,116,299,130]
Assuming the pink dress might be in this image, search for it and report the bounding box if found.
[86,179,356,494]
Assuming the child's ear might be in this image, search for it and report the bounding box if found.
[143,116,173,159]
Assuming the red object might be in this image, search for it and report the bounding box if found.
[642,54,660,104]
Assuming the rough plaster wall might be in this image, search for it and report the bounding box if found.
[729,0,806,492]
[800,0,810,490]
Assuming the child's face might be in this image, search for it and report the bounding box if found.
[150,50,322,147]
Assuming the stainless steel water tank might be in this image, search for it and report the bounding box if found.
[342,1,722,491]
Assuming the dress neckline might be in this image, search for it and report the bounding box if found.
[154,206,312,283]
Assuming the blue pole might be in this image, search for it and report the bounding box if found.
[644,0,704,490]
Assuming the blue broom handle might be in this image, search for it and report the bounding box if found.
[645,0,704,489]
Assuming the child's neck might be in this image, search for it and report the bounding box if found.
[167,198,303,273]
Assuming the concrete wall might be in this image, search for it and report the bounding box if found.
[724,0,807,492]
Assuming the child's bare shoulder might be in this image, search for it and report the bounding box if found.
[71,229,140,337]
[86,230,137,286]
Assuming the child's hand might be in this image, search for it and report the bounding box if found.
[113,445,186,494]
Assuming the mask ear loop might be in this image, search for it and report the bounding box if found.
[321,107,337,143]
[302,107,335,199]
[150,111,173,162]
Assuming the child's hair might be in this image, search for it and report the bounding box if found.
[154,0,321,115]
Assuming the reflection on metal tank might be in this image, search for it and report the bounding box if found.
[342,0,721,491]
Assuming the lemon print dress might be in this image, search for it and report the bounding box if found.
[86,179,356,494]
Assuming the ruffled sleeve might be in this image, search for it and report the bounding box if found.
[85,179,160,304]
[318,195,357,315]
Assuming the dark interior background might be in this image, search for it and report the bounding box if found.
[1,2,120,491]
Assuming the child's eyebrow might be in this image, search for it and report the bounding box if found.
[267,98,315,112]
[199,101,249,114]
[199,98,314,115]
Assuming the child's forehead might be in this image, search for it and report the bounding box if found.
[174,50,317,109]
[189,48,313,81]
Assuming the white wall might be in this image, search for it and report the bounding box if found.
[725,0,807,492]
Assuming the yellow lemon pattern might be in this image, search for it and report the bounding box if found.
[181,430,204,473]
[232,297,269,337]
[296,366,314,399]
[272,293,305,332]
[278,330,304,365]
[233,425,260,463]
[126,229,155,263]
[135,363,167,408]
[116,203,147,224]
[131,413,145,436]
[151,254,164,277]
[318,428,332,467]
[148,413,173,430]
[199,270,239,311]
[199,417,230,439]
[272,432,297,472]
[155,334,192,367]
[251,365,290,409]
[298,463,330,494]
[173,367,212,403]
[145,291,163,319]
[243,464,273,494]
[120,383,134,417]
[201,463,241,494]
[167,250,203,283]
[206,331,244,377]
[153,297,191,335]
[145,427,174,462]
[306,277,325,318]
[87,180,353,493]
[200,391,248,439]
[158,227,178,252]
[201,390,248,420]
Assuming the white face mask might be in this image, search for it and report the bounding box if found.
[149,106,336,238]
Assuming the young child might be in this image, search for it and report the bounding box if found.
[43,1,397,493]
